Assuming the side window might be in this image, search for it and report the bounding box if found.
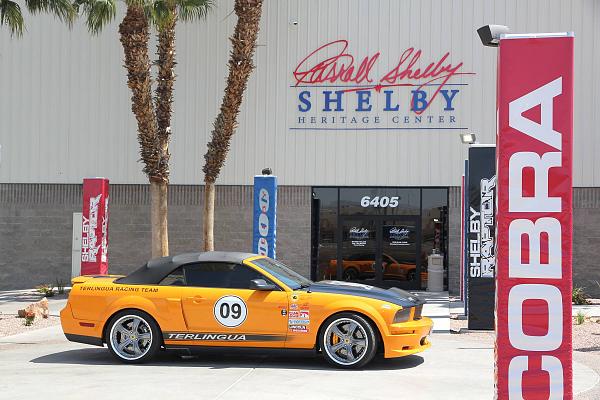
[181,263,273,289]
[184,263,234,288]
[160,267,185,286]
[227,264,265,289]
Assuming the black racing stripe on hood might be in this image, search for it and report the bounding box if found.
[303,281,424,307]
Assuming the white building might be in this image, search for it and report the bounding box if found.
[0,0,598,293]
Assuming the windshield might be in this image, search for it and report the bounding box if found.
[250,257,313,290]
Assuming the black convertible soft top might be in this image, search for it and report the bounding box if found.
[115,251,259,285]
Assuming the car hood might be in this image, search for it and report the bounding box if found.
[303,280,424,308]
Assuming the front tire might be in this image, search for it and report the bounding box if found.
[319,313,377,368]
[106,310,161,364]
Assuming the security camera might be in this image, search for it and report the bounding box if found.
[290,20,298,26]
[477,24,510,47]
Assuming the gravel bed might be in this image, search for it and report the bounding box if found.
[573,320,600,353]
[451,316,600,355]
[0,313,61,338]
[450,316,600,398]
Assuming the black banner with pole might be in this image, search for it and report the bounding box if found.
[467,145,496,330]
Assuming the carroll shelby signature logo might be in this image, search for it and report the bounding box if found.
[349,227,370,239]
[389,227,410,241]
[293,40,473,114]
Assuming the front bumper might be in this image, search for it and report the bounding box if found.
[382,316,433,358]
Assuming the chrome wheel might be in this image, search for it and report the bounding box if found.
[109,315,153,361]
[323,318,369,366]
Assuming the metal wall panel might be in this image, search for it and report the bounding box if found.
[0,0,598,186]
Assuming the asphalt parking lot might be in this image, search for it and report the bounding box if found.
[0,324,598,400]
[1,291,598,399]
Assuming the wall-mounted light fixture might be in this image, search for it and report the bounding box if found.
[460,132,478,144]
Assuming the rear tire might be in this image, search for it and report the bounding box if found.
[319,312,377,368]
[343,268,359,281]
[106,310,161,364]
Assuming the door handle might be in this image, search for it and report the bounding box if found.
[187,295,205,304]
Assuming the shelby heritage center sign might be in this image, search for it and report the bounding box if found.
[289,40,474,131]
[495,33,574,399]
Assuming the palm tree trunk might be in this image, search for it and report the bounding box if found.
[155,14,176,172]
[202,0,263,251]
[119,5,169,257]
[150,180,169,257]
[203,181,215,251]
[151,14,177,258]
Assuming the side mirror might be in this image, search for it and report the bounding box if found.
[249,278,277,291]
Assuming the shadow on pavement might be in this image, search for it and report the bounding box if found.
[30,347,425,371]
[576,346,600,353]
[0,292,68,305]
[0,293,44,304]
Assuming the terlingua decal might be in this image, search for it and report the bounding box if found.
[163,332,286,342]
[166,333,246,341]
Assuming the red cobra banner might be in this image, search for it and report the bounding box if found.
[81,178,110,275]
[495,34,573,399]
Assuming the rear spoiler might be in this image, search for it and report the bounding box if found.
[71,275,123,285]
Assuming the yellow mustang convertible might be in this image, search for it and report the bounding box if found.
[61,252,432,368]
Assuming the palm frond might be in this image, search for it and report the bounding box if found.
[0,0,24,36]
[126,0,148,8]
[25,0,75,25]
[177,0,212,23]
[74,0,116,34]
[147,0,172,30]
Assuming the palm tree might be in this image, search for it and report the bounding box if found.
[202,0,263,251]
[77,0,212,258]
[0,0,75,36]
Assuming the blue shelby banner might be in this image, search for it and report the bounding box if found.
[252,175,277,258]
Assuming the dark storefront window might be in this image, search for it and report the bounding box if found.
[312,188,337,281]
[421,188,449,289]
[311,187,448,290]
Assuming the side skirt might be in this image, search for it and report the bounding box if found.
[164,344,317,357]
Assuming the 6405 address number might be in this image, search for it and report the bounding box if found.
[360,196,399,208]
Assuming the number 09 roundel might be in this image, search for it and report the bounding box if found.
[214,296,248,328]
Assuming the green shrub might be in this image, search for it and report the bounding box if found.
[575,311,586,325]
[36,284,54,297]
[55,279,65,295]
[23,311,35,326]
[573,287,590,305]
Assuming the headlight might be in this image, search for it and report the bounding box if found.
[393,307,412,323]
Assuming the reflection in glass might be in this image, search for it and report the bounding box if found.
[421,189,448,290]
[381,219,419,286]
[338,219,378,283]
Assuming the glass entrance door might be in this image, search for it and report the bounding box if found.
[339,218,378,284]
[381,217,421,289]
[338,216,421,289]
